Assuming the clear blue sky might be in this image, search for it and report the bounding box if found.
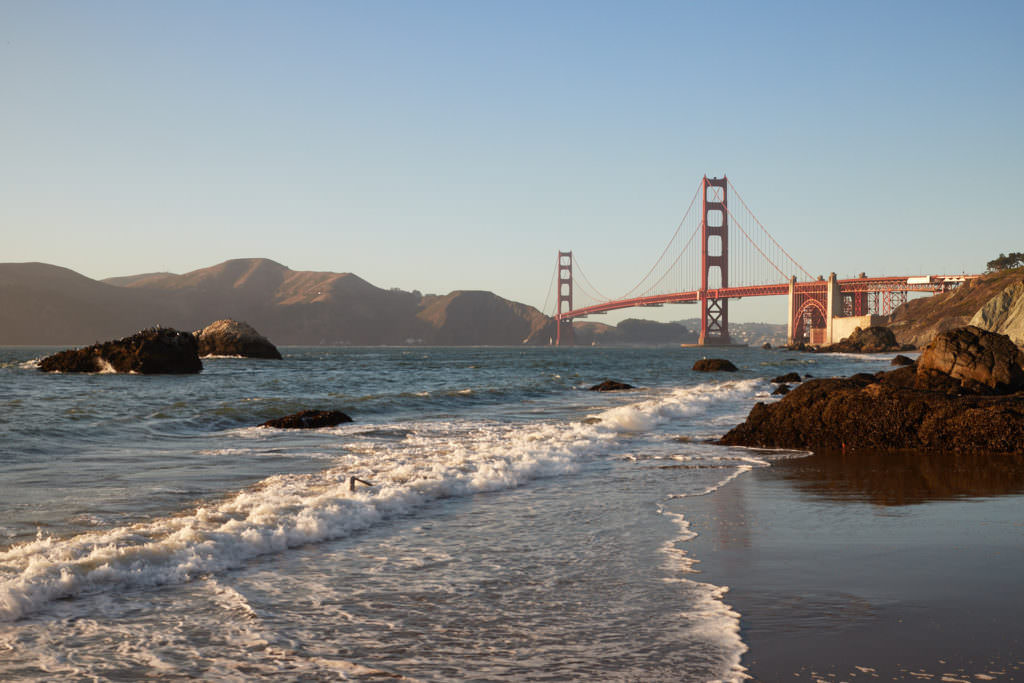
[2,0,1022,324]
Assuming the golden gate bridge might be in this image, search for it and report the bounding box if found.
[545,175,977,346]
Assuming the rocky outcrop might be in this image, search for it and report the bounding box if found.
[693,358,738,372]
[719,327,1024,454]
[195,319,282,359]
[887,269,1024,348]
[589,380,635,391]
[818,326,909,353]
[260,410,353,429]
[38,327,202,374]
[970,280,1024,346]
[916,326,1024,394]
[772,372,802,383]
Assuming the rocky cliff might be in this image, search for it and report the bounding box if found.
[887,268,1024,348]
[969,280,1024,346]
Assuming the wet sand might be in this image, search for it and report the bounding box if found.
[677,450,1024,682]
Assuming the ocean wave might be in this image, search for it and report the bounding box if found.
[0,419,599,622]
[589,379,764,433]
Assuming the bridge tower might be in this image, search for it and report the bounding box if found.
[555,250,575,346]
[699,175,731,345]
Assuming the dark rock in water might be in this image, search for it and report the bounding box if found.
[38,327,202,374]
[719,327,1024,454]
[762,342,772,350]
[589,379,635,391]
[195,319,282,359]
[891,354,916,366]
[819,326,910,353]
[260,410,353,429]
[916,326,1024,394]
[693,358,738,372]
[772,384,790,396]
[772,372,802,384]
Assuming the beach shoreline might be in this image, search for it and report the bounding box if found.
[676,449,1024,682]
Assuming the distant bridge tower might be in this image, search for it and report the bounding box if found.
[556,250,575,346]
[699,175,731,345]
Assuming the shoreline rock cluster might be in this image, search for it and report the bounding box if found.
[720,326,1024,454]
[38,319,281,374]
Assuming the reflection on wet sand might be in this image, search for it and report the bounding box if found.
[768,449,1024,505]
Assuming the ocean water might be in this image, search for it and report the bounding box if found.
[0,345,904,681]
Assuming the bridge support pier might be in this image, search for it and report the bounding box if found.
[825,272,840,345]
[786,276,796,345]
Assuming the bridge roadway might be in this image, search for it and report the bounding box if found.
[558,274,976,321]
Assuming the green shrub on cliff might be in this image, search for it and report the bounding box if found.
[986,252,1024,272]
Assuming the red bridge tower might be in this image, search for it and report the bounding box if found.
[699,175,731,345]
[556,250,575,346]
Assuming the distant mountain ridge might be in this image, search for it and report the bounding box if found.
[0,259,558,346]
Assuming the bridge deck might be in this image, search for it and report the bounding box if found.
[558,275,976,320]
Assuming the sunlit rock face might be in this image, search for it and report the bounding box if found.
[195,319,282,359]
[970,280,1024,347]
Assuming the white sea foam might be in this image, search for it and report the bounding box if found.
[0,378,767,623]
[658,506,748,682]
[0,419,597,621]
[590,379,764,433]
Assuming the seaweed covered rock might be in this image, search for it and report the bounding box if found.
[260,410,353,429]
[693,358,738,372]
[589,380,635,391]
[819,326,909,353]
[195,319,282,359]
[38,327,202,374]
[719,328,1024,454]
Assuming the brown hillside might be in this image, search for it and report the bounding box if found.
[0,263,165,344]
[888,268,1024,348]
[417,291,552,345]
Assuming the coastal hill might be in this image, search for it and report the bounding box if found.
[0,259,561,346]
[888,268,1024,348]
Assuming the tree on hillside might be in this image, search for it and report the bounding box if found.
[985,252,1024,272]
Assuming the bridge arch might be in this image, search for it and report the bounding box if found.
[793,297,827,343]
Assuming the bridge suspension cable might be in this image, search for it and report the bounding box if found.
[570,253,613,306]
[541,259,558,316]
[616,179,704,300]
[726,180,813,282]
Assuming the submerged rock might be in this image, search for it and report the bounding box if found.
[719,328,1024,454]
[589,379,635,391]
[38,327,202,374]
[260,410,353,429]
[692,358,738,372]
[772,384,791,396]
[891,354,916,366]
[195,319,282,359]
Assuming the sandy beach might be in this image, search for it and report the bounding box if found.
[678,449,1024,682]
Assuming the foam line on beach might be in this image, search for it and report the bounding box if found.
[657,505,748,681]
